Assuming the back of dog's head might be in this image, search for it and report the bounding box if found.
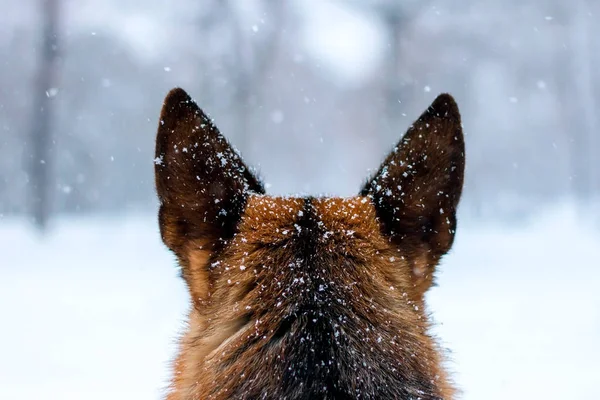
[155,88,464,400]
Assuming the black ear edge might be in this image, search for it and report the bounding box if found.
[154,88,208,164]
[154,88,199,182]
[425,93,461,122]
[239,164,267,195]
[159,87,196,124]
[165,87,193,104]
[155,87,266,196]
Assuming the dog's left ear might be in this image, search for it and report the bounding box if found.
[361,94,465,293]
[155,88,264,255]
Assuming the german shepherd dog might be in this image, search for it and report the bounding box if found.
[155,88,464,399]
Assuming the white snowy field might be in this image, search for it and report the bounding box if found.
[0,205,599,399]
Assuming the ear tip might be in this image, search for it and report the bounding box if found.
[162,87,194,113]
[158,87,202,133]
[429,93,461,121]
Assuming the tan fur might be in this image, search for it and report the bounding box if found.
[165,197,454,399]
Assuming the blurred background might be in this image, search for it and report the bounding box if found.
[1,0,599,399]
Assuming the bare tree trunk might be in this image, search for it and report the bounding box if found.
[573,0,599,199]
[29,0,60,231]
[561,0,597,203]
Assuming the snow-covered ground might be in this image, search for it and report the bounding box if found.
[1,204,598,399]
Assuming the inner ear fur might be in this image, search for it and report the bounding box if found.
[155,88,264,256]
[361,93,465,288]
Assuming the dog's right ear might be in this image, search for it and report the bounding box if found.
[155,88,264,255]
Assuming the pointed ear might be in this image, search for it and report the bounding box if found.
[155,88,264,254]
[361,94,465,291]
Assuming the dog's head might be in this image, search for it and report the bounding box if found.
[155,88,464,399]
